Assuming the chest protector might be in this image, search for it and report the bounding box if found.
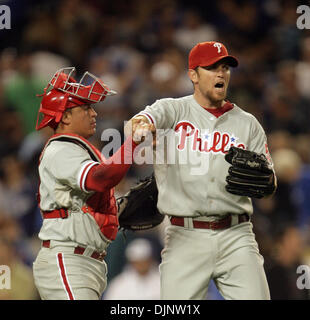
[39,133,119,241]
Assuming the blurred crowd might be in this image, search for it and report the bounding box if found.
[0,0,309,300]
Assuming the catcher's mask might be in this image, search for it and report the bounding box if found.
[36,67,117,130]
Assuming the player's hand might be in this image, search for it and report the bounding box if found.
[132,121,156,145]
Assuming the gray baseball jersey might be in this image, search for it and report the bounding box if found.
[34,134,121,300]
[136,94,273,219]
[38,135,112,251]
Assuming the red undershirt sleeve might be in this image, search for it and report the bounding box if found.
[85,136,138,192]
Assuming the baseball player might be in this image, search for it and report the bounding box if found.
[126,42,277,300]
[32,67,154,300]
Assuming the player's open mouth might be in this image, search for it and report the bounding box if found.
[214,82,224,88]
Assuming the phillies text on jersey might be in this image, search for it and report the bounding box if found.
[134,95,273,219]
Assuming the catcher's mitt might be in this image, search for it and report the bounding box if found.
[117,174,164,231]
[224,146,276,199]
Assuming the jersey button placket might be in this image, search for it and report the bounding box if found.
[206,118,217,211]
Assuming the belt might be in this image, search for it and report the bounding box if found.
[42,240,106,262]
[42,208,68,219]
[170,213,249,230]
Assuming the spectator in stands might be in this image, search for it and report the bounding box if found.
[104,238,160,300]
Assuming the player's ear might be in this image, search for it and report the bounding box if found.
[61,109,72,125]
[188,68,199,84]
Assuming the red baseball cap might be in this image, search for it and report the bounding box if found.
[188,41,238,70]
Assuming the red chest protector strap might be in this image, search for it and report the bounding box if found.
[39,133,104,163]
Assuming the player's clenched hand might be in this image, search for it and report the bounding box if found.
[132,121,156,145]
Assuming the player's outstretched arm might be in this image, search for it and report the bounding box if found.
[85,121,155,193]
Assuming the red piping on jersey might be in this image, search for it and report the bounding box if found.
[80,162,93,190]
[202,101,234,118]
[79,162,97,191]
[141,112,155,124]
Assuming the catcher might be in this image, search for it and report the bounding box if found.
[32,67,155,300]
[122,41,277,300]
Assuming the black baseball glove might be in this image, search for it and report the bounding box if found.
[117,174,164,231]
[224,146,276,199]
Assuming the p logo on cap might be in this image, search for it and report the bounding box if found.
[213,42,222,53]
[188,41,238,70]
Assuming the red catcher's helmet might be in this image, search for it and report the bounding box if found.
[36,67,117,130]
